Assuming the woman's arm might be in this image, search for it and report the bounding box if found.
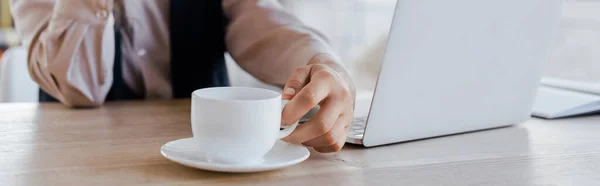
[11,0,116,107]
[223,0,338,87]
[223,1,356,153]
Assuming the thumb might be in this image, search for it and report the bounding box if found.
[282,65,312,100]
[281,65,312,127]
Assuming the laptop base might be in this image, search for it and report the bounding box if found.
[346,117,367,145]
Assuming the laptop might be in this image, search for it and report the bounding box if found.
[345,0,564,147]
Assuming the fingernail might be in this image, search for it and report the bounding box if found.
[284,88,296,95]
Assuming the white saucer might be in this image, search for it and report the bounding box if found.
[160,138,310,173]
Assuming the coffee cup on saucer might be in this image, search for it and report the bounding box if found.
[161,87,310,173]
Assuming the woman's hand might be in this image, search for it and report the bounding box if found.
[281,54,356,153]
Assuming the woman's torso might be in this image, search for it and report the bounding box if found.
[117,0,172,99]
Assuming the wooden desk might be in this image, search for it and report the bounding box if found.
[1,100,599,186]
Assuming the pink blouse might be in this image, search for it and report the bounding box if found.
[10,0,334,107]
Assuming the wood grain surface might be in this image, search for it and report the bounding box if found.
[1,99,599,186]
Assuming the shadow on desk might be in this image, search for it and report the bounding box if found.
[316,125,532,168]
[533,111,600,120]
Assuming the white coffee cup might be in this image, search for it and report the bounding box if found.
[191,87,299,164]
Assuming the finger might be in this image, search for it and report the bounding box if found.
[301,112,347,147]
[281,70,335,126]
[313,111,352,153]
[282,65,312,100]
[282,98,343,144]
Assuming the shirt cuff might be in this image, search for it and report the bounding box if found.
[53,0,114,24]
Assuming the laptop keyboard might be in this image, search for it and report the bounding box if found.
[295,116,367,139]
[348,116,367,139]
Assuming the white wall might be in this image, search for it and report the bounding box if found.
[545,0,600,82]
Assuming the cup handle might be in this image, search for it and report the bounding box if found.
[278,100,299,139]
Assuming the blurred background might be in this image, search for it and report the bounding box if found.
[0,0,598,103]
